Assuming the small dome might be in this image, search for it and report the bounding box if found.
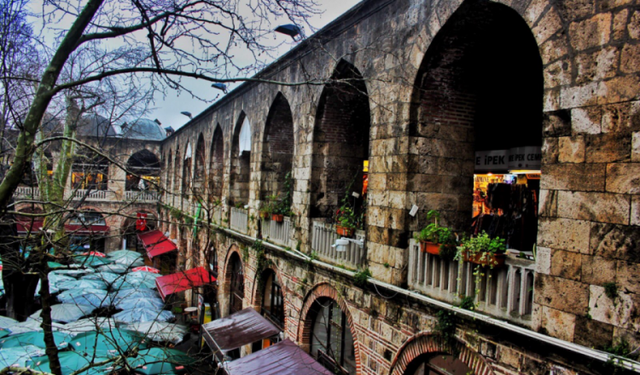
[121,119,166,141]
[77,114,117,137]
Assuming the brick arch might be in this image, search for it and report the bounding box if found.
[389,333,495,375]
[221,243,245,316]
[297,282,362,374]
[250,264,289,331]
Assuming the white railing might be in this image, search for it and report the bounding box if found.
[70,189,113,201]
[230,207,248,233]
[124,190,160,202]
[262,216,292,247]
[14,186,40,200]
[311,220,365,269]
[407,239,535,326]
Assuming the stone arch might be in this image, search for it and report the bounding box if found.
[230,112,251,206]
[193,133,207,196]
[389,332,495,375]
[310,59,371,220]
[251,264,286,329]
[209,124,224,201]
[260,92,295,203]
[222,244,245,316]
[125,149,161,191]
[182,142,193,194]
[407,0,543,238]
[298,282,361,374]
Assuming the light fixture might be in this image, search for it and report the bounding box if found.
[211,83,227,92]
[332,237,364,252]
[180,111,192,119]
[275,24,301,39]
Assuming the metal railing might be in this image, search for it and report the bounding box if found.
[230,207,248,233]
[311,220,365,269]
[261,216,292,247]
[124,190,161,202]
[407,239,535,326]
[69,189,113,201]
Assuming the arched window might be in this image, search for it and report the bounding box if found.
[182,143,192,194]
[404,352,473,375]
[126,150,161,191]
[311,60,370,228]
[230,114,251,206]
[228,253,244,314]
[409,1,542,252]
[209,125,224,201]
[193,134,206,197]
[72,152,109,191]
[309,297,356,374]
[259,269,284,329]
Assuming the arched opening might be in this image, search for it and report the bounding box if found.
[126,150,161,191]
[209,125,224,202]
[66,209,108,252]
[257,269,284,330]
[409,1,543,252]
[227,252,244,314]
[230,114,251,206]
[308,296,357,374]
[193,134,206,197]
[72,151,109,191]
[404,352,473,375]
[164,149,172,193]
[261,93,294,212]
[182,143,192,195]
[311,60,370,228]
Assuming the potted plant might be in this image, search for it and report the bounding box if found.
[335,205,357,237]
[258,201,271,220]
[414,210,457,260]
[459,231,507,267]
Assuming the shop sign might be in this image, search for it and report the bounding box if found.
[475,146,541,172]
[475,150,508,172]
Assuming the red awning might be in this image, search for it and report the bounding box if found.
[64,224,110,235]
[202,307,280,360]
[16,219,44,234]
[155,266,215,300]
[224,339,332,375]
[137,230,177,259]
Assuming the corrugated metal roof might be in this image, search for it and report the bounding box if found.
[202,308,280,355]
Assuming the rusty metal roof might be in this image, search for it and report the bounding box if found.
[202,307,280,356]
[224,339,333,375]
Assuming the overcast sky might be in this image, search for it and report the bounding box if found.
[155,0,362,131]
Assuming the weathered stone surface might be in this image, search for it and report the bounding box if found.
[557,191,630,224]
[538,218,591,253]
[538,189,557,217]
[621,43,640,74]
[536,246,551,275]
[633,132,640,162]
[590,223,640,262]
[558,136,585,163]
[550,249,582,280]
[605,163,640,194]
[612,9,630,40]
[544,59,572,88]
[632,196,640,226]
[556,0,595,20]
[535,274,589,314]
[629,10,640,40]
[533,9,563,45]
[581,255,617,285]
[616,260,640,295]
[541,163,605,191]
[568,14,612,51]
[571,107,602,134]
[602,75,640,104]
[573,315,614,349]
[575,47,619,85]
[561,83,604,110]
[542,137,559,165]
[539,305,576,341]
[589,284,640,331]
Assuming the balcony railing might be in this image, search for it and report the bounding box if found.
[69,189,113,201]
[125,190,160,202]
[230,207,248,233]
[407,239,535,326]
[14,186,40,200]
[261,216,292,247]
[311,220,366,269]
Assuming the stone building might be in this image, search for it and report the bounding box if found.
[13,116,165,252]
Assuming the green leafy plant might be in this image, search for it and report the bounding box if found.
[458,296,475,311]
[604,282,618,300]
[458,231,506,263]
[335,204,357,230]
[414,210,458,260]
[353,268,371,288]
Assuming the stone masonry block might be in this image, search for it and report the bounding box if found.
[581,255,617,285]
[603,75,640,105]
[621,44,640,74]
[535,274,589,315]
[542,138,559,165]
[571,107,602,134]
[541,163,605,192]
[575,47,619,85]
[556,0,595,21]
[574,315,614,349]
[536,246,552,275]
[561,82,605,109]
[544,60,572,88]
[632,196,640,225]
[557,191,630,224]
[540,305,576,342]
[606,163,640,194]
[538,218,592,253]
[590,223,640,262]
[550,249,582,281]
[558,136,585,163]
[633,132,640,162]
[568,14,612,52]
[616,260,640,295]
[589,283,640,331]
[533,9,563,46]
[629,10,640,40]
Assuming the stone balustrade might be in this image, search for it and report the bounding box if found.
[230,207,248,233]
[261,216,292,247]
[311,220,366,270]
[124,190,161,202]
[407,239,535,326]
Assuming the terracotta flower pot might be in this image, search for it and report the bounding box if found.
[259,211,270,219]
[272,214,284,223]
[462,250,506,268]
[336,225,355,237]
[419,241,441,255]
